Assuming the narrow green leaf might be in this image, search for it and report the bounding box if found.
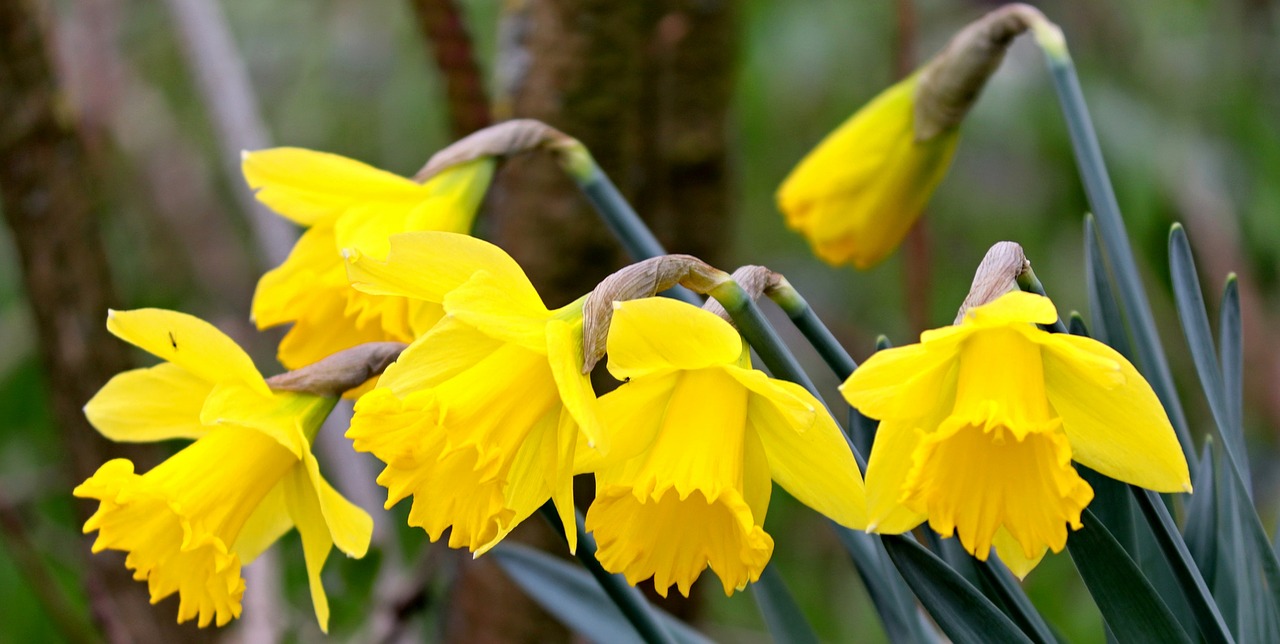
[1130,487,1234,643]
[1183,441,1217,583]
[1067,507,1193,644]
[752,565,819,644]
[976,558,1060,644]
[834,528,937,643]
[1083,215,1132,359]
[491,543,711,644]
[1218,275,1246,482]
[881,535,1032,644]
[1169,224,1242,483]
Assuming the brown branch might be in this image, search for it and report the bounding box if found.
[0,1,208,640]
[408,0,493,138]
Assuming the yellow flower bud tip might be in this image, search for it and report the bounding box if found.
[79,308,373,630]
[777,75,961,269]
[842,291,1191,575]
[583,298,866,595]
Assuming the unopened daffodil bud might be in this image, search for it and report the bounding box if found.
[777,4,1052,269]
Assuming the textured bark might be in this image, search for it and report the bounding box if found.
[440,1,738,640]
[0,2,209,641]
[409,0,493,138]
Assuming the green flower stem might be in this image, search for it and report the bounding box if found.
[1031,27,1193,456]
[557,141,697,302]
[1014,267,1068,334]
[537,504,676,644]
[766,282,881,457]
[767,283,859,379]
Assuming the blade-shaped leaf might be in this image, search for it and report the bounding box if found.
[835,528,937,643]
[1183,442,1217,582]
[1130,487,1234,643]
[1217,275,1246,481]
[882,535,1032,644]
[1084,215,1133,359]
[752,565,819,644]
[1169,224,1243,485]
[491,543,711,644]
[1067,507,1193,644]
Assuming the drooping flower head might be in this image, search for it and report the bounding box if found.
[841,291,1190,577]
[580,297,866,597]
[74,309,372,630]
[776,74,959,269]
[244,148,494,372]
[344,231,602,554]
[777,5,1046,269]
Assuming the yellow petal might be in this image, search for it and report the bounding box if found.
[199,385,327,458]
[742,422,773,522]
[348,389,517,552]
[959,291,1060,329]
[862,420,928,534]
[106,309,268,396]
[992,528,1047,579]
[283,465,333,633]
[84,363,213,442]
[475,410,564,556]
[1040,333,1191,493]
[301,451,374,559]
[605,298,745,382]
[575,375,677,474]
[376,316,504,396]
[840,339,961,422]
[332,159,496,256]
[232,483,292,565]
[776,75,959,269]
[242,147,428,227]
[442,270,551,352]
[344,231,528,304]
[547,317,605,453]
[252,223,344,329]
[733,370,867,529]
[603,368,749,503]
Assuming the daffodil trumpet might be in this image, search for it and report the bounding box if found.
[580,297,866,597]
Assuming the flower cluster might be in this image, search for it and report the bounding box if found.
[76,116,1191,633]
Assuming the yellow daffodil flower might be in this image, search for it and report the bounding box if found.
[344,231,602,554]
[244,148,495,373]
[840,291,1190,577]
[73,309,373,630]
[776,75,959,269]
[579,297,866,597]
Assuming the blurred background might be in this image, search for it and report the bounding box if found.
[1,0,1278,641]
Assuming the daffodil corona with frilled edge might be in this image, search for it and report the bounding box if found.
[344,231,602,554]
[840,291,1190,577]
[73,309,373,630]
[243,148,495,374]
[579,297,867,597]
[776,75,959,269]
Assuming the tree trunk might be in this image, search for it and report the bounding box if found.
[0,2,211,641]
[442,0,738,640]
